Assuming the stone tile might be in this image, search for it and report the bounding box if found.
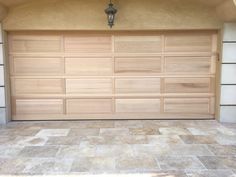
[18,146,59,158]
[69,128,99,136]
[36,129,70,137]
[216,126,236,136]
[57,145,96,158]
[96,144,134,157]
[207,145,236,156]
[0,146,23,158]
[71,157,115,173]
[133,144,171,156]
[147,135,184,145]
[198,156,236,169]
[159,127,191,135]
[116,155,159,172]
[82,135,147,145]
[129,128,159,135]
[0,129,40,136]
[151,170,188,177]
[186,169,236,177]
[0,158,28,174]
[115,120,143,128]
[169,144,214,156]
[214,134,236,145]
[22,158,73,174]
[100,128,129,136]
[46,136,81,145]
[157,156,205,170]
[179,135,217,144]
[187,128,218,136]
[16,136,48,146]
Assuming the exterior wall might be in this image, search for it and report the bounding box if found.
[0,23,7,124]
[220,23,236,123]
[2,0,222,30]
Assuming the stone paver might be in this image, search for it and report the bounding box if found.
[0,120,235,176]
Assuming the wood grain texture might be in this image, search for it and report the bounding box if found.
[65,58,112,75]
[8,31,217,120]
[14,99,64,114]
[66,99,112,114]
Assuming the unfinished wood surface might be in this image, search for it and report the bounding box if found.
[115,78,160,94]
[64,35,112,53]
[14,99,64,114]
[164,98,211,114]
[66,99,112,114]
[164,78,211,93]
[115,57,162,74]
[11,57,64,75]
[66,78,112,94]
[114,36,162,53]
[116,99,160,113]
[8,31,217,120]
[11,78,64,95]
[165,34,212,53]
[164,56,212,74]
[9,35,62,53]
[65,58,112,75]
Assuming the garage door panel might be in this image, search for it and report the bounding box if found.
[64,35,112,53]
[115,78,160,94]
[164,78,211,93]
[11,57,64,75]
[14,99,64,115]
[165,34,212,53]
[115,57,162,74]
[164,98,210,114]
[116,99,160,113]
[12,78,64,95]
[165,56,212,74]
[66,99,112,114]
[114,36,162,53]
[10,35,62,53]
[66,78,112,94]
[8,31,217,120]
[65,58,112,75]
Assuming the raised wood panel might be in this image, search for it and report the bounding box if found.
[164,78,211,93]
[64,35,112,53]
[115,78,160,94]
[10,35,62,53]
[15,99,64,114]
[115,57,162,74]
[165,56,212,74]
[116,99,160,113]
[11,57,64,75]
[66,99,112,114]
[65,58,112,75]
[66,78,112,94]
[12,78,64,95]
[165,34,212,53]
[164,98,210,114]
[114,36,162,53]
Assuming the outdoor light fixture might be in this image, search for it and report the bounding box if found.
[105,0,117,28]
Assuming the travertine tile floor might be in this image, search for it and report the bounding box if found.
[0,120,236,177]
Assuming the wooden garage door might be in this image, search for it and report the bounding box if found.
[8,31,217,120]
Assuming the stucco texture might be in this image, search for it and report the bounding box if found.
[3,0,223,30]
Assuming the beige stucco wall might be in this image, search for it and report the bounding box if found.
[0,3,8,21]
[2,0,223,30]
[216,0,236,22]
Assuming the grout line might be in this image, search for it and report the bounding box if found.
[220,104,236,106]
[221,84,236,86]
[222,63,236,64]
[222,41,236,43]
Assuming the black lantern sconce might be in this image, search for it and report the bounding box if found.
[105,0,117,28]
